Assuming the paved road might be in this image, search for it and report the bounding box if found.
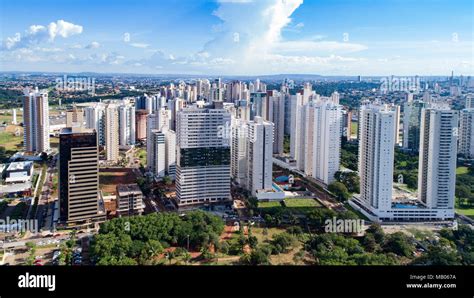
[34,154,58,230]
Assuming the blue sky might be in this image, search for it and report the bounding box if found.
[1,0,472,75]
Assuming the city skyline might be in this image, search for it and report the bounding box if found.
[1,0,473,76]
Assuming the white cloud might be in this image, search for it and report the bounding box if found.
[294,22,304,29]
[86,41,101,49]
[130,43,149,48]
[47,20,83,41]
[2,20,83,50]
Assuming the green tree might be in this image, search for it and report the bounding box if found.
[165,251,176,265]
[366,223,385,244]
[382,232,415,258]
[328,181,350,202]
[240,248,270,265]
[412,245,462,265]
[162,175,172,186]
[271,232,297,253]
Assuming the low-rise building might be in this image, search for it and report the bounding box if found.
[5,161,34,183]
[116,184,144,216]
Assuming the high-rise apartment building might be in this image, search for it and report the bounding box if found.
[66,105,84,128]
[23,88,50,153]
[358,104,396,213]
[309,100,342,184]
[135,109,148,141]
[290,93,305,168]
[402,101,426,152]
[175,107,231,208]
[118,104,136,146]
[418,108,458,215]
[247,117,274,196]
[147,126,176,179]
[105,104,119,161]
[269,92,285,154]
[459,109,474,158]
[85,103,106,146]
[230,118,248,186]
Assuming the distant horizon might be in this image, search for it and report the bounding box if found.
[2,70,472,79]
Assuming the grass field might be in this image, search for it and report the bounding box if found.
[284,198,320,208]
[456,198,474,219]
[0,110,23,124]
[258,201,282,208]
[0,129,23,151]
[456,166,469,175]
[456,208,474,219]
[257,198,322,215]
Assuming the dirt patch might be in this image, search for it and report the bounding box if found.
[99,168,136,195]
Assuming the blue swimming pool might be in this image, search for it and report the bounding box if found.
[393,203,419,209]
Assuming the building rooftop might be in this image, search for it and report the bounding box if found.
[117,184,143,196]
[60,127,95,135]
[6,161,33,172]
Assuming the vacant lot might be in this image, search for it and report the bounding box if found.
[0,126,23,151]
[99,168,136,195]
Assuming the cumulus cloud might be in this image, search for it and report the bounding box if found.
[48,20,83,41]
[85,41,101,49]
[2,20,83,50]
[127,0,368,74]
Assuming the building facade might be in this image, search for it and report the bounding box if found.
[59,127,105,226]
[175,108,232,208]
[23,88,50,153]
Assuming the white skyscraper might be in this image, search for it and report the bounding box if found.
[269,92,285,155]
[459,108,474,158]
[105,104,119,162]
[147,124,176,180]
[247,117,274,196]
[231,118,248,187]
[418,107,458,216]
[23,88,50,153]
[85,103,106,146]
[290,93,305,168]
[148,130,166,177]
[309,100,342,185]
[118,104,136,147]
[175,107,232,208]
[358,104,396,213]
